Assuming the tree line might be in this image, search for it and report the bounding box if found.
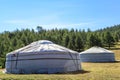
[0,24,120,68]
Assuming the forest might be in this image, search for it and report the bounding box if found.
[0,24,120,68]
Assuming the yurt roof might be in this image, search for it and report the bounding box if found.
[8,40,78,54]
[80,47,113,54]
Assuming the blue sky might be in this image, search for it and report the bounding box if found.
[0,0,120,32]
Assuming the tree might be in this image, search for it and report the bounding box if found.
[87,34,102,48]
[68,33,76,50]
[75,35,84,52]
[36,26,43,33]
[113,31,119,42]
[87,28,91,32]
[0,58,5,68]
[62,35,70,47]
[70,28,74,32]
[67,40,74,50]
[104,31,114,49]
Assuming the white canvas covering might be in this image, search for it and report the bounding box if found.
[5,40,81,74]
[79,47,115,62]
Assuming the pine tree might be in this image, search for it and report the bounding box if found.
[75,35,84,52]
[63,35,69,47]
[67,40,74,50]
[104,31,114,49]
[87,34,102,48]
[36,26,43,33]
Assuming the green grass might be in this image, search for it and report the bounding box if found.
[0,61,120,80]
[111,41,120,60]
[0,43,120,80]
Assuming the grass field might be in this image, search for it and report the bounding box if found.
[111,42,120,60]
[0,43,120,80]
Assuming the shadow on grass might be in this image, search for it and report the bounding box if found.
[64,70,90,74]
[8,70,90,75]
[34,70,91,75]
[82,61,120,63]
[115,60,120,63]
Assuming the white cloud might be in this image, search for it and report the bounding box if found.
[2,12,96,31]
[39,22,95,29]
[4,20,29,24]
[3,12,62,26]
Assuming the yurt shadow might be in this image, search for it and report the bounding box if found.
[10,70,90,75]
[34,70,90,74]
[64,70,90,74]
[114,61,120,63]
[81,61,116,63]
[81,60,120,64]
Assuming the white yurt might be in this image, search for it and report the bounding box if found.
[5,40,81,74]
[79,47,115,62]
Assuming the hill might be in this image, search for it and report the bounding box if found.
[0,25,120,68]
[96,24,120,33]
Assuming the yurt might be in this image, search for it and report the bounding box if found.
[79,47,115,62]
[5,40,81,74]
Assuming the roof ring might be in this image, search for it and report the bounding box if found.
[30,40,53,45]
[38,40,53,44]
